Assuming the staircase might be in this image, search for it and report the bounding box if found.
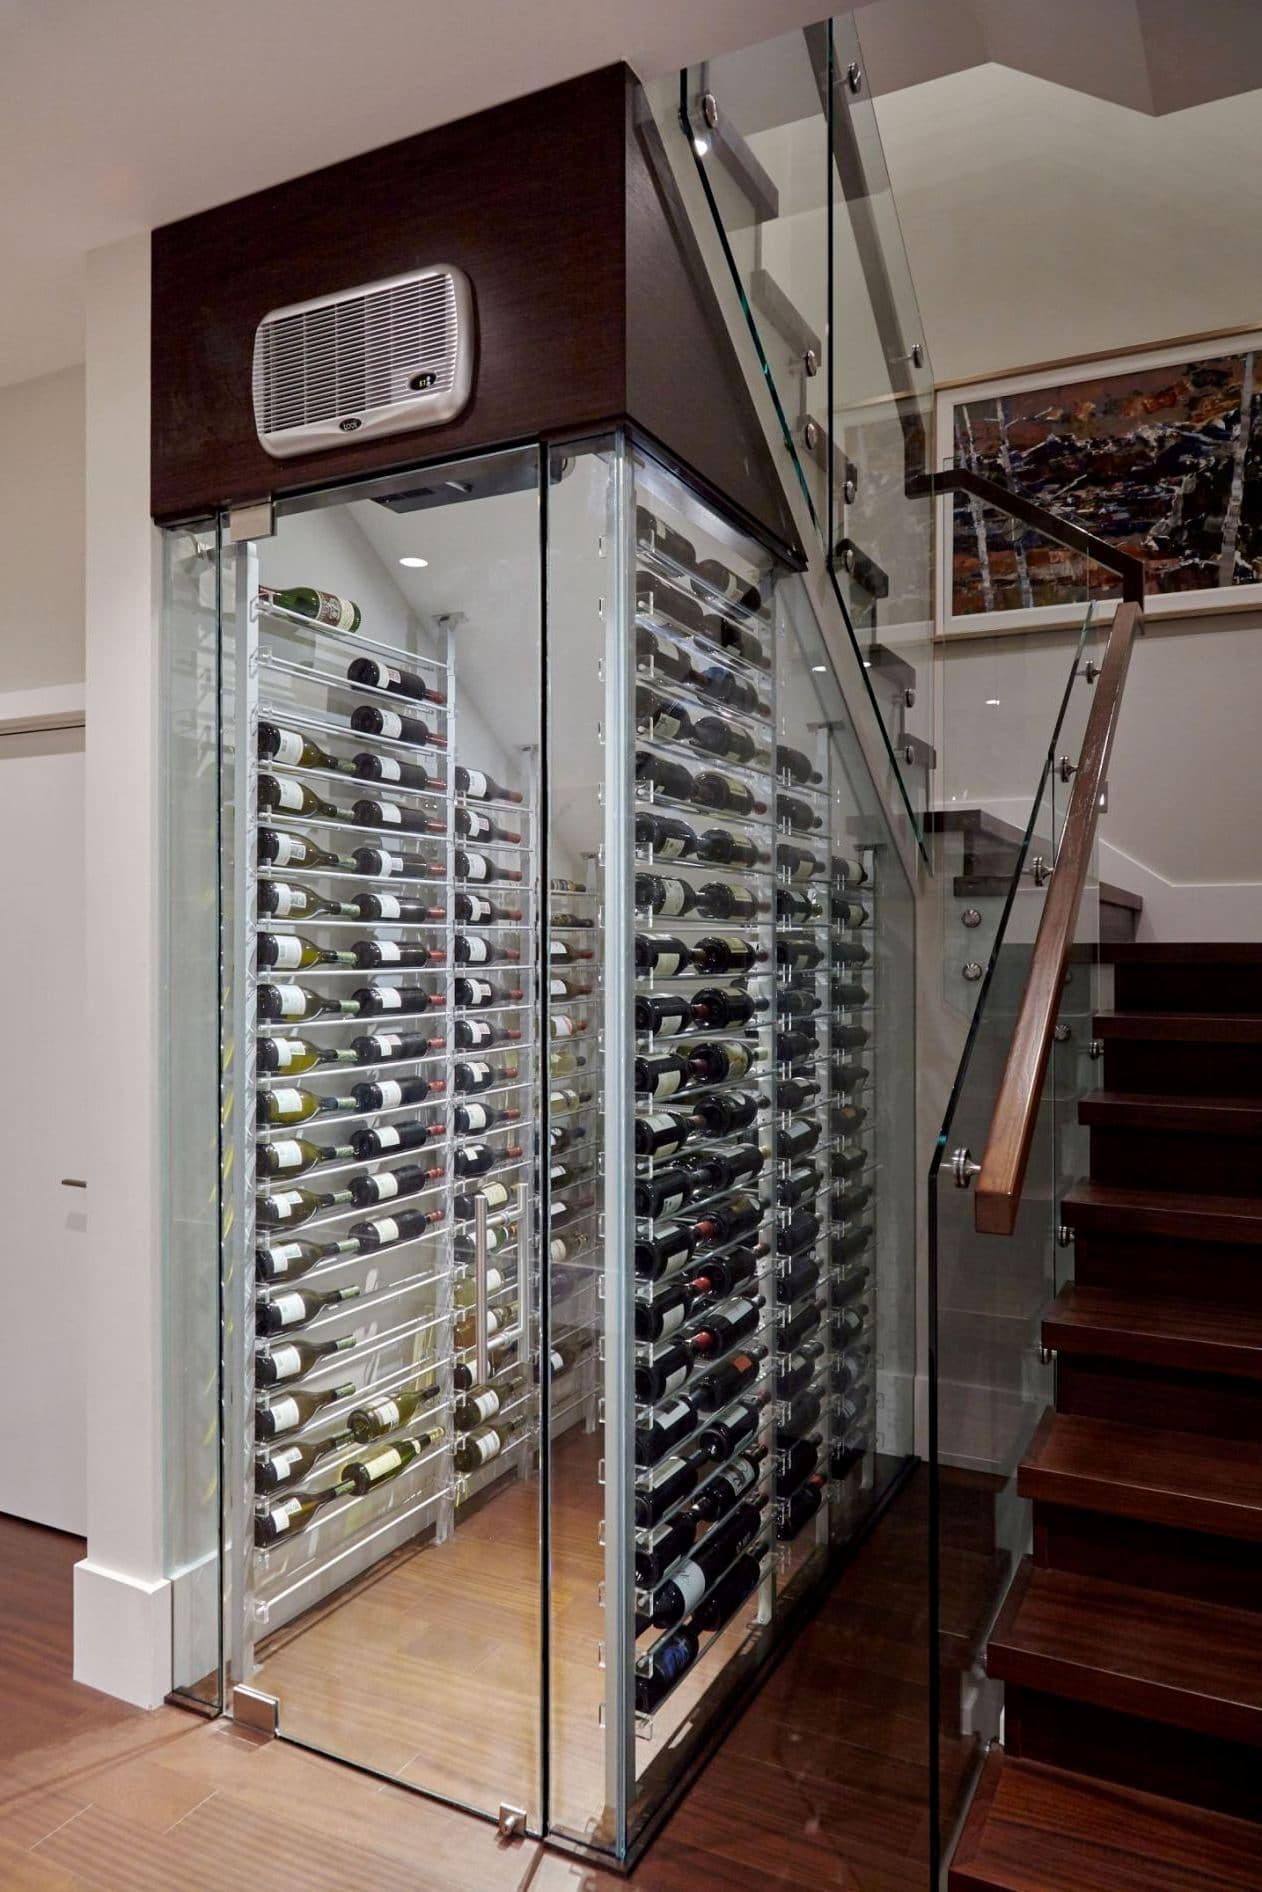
[950,942,1262,1889]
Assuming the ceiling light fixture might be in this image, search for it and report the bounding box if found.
[399,555,428,569]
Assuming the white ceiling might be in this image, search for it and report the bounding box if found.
[0,0,828,391]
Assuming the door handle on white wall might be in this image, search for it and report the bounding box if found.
[60,1178,87,1188]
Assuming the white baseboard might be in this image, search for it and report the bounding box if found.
[73,1558,172,1708]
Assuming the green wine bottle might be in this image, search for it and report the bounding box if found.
[258,721,346,772]
[264,585,362,633]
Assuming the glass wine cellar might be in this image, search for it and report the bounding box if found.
[161,433,917,1863]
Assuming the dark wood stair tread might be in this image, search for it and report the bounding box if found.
[1044,1284,1262,1378]
[950,1746,1262,1891]
[1093,1012,1262,1043]
[1103,943,1262,965]
[1079,1091,1262,1136]
[1019,1408,1262,1540]
[989,1559,1262,1747]
[1062,1180,1262,1245]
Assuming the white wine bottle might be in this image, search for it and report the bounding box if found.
[341,1424,446,1495]
[258,721,346,772]
[255,1427,354,1493]
[255,1379,355,1439]
[256,1234,361,1283]
[256,1185,355,1228]
[263,584,362,632]
[259,773,340,821]
[258,984,361,1024]
[256,1135,357,1180]
[256,1283,360,1336]
[346,1382,442,1443]
[257,1086,358,1128]
[259,1036,360,1076]
[260,880,359,921]
[453,1415,531,1475]
[254,1478,355,1547]
[453,1368,525,1430]
[257,933,356,972]
[259,828,353,872]
[256,1333,356,1386]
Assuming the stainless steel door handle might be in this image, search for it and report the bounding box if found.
[60,1178,87,1188]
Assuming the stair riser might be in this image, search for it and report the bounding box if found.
[1034,1503,1262,1617]
[1056,1355,1262,1443]
[1003,1687,1262,1824]
[1104,1041,1262,1097]
[1090,1127,1262,1198]
[1073,1234,1262,1307]
[1115,964,1262,1015]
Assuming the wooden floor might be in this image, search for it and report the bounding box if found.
[0,1479,935,1891]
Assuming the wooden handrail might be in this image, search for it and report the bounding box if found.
[974,600,1144,1234]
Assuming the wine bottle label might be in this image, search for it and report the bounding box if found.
[463,936,490,964]
[268,1395,301,1431]
[360,1446,404,1482]
[549,1237,569,1263]
[371,1035,402,1057]
[374,940,403,962]
[473,1427,504,1465]
[274,985,306,1019]
[657,1300,688,1340]
[465,979,492,1005]
[463,769,489,797]
[271,1088,305,1116]
[464,894,492,922]
[657,879,688,917]
[370,1217,401,1244]
[659,1360,691,1398]
[641,1112,680,1148]
[465,812,491,839]
[483,1183,510,1208]
[377,709,404,738]
[463,1103,489,1131]
[549,939,566,959]
[551,1015,575,1039]
[270,1445,303,1477]
[642,1455,684,1491]
[270,1345,302,1378]
[375,1080,403,1108]
[272,730,305,766]
[374,1125,402,1150]
[269,884,300,916]
[269,834,301,866]
[270,1038,304,1069]
[272,777,306,812]
[270,1139,305,1171]
[378,853,402,876]
[271,1292,307,1327]
[267,1191,305,1219]
[266,1242,304,1274]
[375,755,402,782]
[657,831,689,859]
[670,1560,707,1613]
[376,988,403,1009]
[465,1020,492,1044]
[653,1067,682,1097]
[469,1388,499,1423]
[270,937,304,970]
[371,1172,400,1200]
[658,1188,687,1217]
[378,802,402,824]
[267,1497,304,1534]
[655,1396,691,1428]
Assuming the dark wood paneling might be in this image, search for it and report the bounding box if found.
[1034,1503,1262,1617]
[152,69,631,521]
[1004,1686,1262,1824]
[622,82,801,560]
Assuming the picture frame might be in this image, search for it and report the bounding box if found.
[934,330,1262,638]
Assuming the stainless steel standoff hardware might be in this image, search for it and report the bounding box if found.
[952,1149,982,1188]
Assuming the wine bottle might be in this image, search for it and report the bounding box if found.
[636,873,697,920]
[776,1473,826,1540]
[692,935,764,975]
[256,1185,355,1228]
[257,1128,357,1178]
[692,1545,767,1632]
[455,933,518,968]
[259,828,352,872]
[782,1385,823,1438]
[776,1208,821,1259]
[635,749,696,802]
[830,1268,870,1312]
[342,1425,446,1495]
[256,1334,356,1386]
[634,1109,693,1159]
[351,1030,444,1066]
[264,584,362,632]
[635,505,696,570]
[454,1140,523,1179]
[688,1041,761,1086]
[777,1298,823,1351]
[776,933,824,971]
[636,992,692,1039]
[634,1510,698,1589]
[343,1381,442,1445]
[634,1448,707,1527]
[635,621,696,686]
[688,1240,763,1298]
[647,1500,764,1630]
[831,938,870,968]
[350,703,445,748]
[453,1178,515,1221]
[453,1416,531,1475]
[832,1103,868,1138]
[455,765,522,805]
[354,892,445,927]
[829,1146,868,1183]
[831,1347,870,1396]
[347,655,445,707]
[349,1162,443,1209]
[635,1626,700,1713]
[776,1166,822,1212]
[258,932,356,973]
[689,1090,765,1138]
[704,613,769,672]
[455,890,522,925]
[353,984,444,1019]
[455,976,523,1011]
[352,1074,442,1114]
[258,1086,357,1127]
[695,826,766,869]
[255,1379,356,1440]
[256,1234,361,1283]
[452,1369,527,1432]
[635,1330,719,1405]
[454,1059,502,1095]
[258,983,360,1024]
[778,794,822,833]
[454,1099,521,1136]
[634,1393,701,1468]
[832,898,870,930]
[688,987,763,1031]
[777,1080,821,1114]
[259,772,340,822]
[635,1053,689,1100]
[695,1392,767,1462]
[260,1035,360,1076]
[455,849,522,887]
[691,1444,767,1526]
[348,1206,442,1252]
[636,569,706,634]
[692,658,766,719]
[830,1226,872,1266]
[689,716,765,769]
[777,843,823,883]
[693,1192,762,1247]
[832,1302,871,1341]
[696,555,762,612]
[636,811,696,860]
[634,1166,694,1221]
[776,886,818,925]
[352,1118,441,1160]
[256,1428,354,1493]
[776,744,822,787]
[634,1222,696,1283]
[695,880,763,922]
[352,749,437,791]
[637,687,693,744]
[352,796,443,837]
[831,854,868,887]
[692,1343,766,1412]
[456,1017,521,1051]
[635,933,692,976]
[255,1479,354,1547]
[257,1284,360,1335]
[260,880,358,922]
[831,1061,870,1095]
[775,1341,826,1403]
[775,985,820,1019]
[693,770,767,818]
[351,844,443,881]
[831,1182,872,1220]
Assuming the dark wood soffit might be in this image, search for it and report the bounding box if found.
[151,66,630,522]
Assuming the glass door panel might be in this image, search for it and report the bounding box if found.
[219,446,546,1825]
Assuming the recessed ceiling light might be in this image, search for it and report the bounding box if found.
[399,556,428,569]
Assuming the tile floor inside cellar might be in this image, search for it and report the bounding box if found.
[0,1470,938,1890]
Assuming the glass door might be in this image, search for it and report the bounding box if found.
[218,445,547,1826]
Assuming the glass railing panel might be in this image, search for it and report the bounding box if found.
[928,615,1106,1871]
[827,13,936,843]
[682,38,831,534]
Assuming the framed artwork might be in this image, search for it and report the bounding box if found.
[934,331,1262,636]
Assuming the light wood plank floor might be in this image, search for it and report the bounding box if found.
[0,1468,941,1890]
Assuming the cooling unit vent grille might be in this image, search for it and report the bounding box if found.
[252,266,474,458]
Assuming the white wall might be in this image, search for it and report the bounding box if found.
[0,366,85,691]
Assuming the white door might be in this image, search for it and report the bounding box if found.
[0,723,87,1532]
